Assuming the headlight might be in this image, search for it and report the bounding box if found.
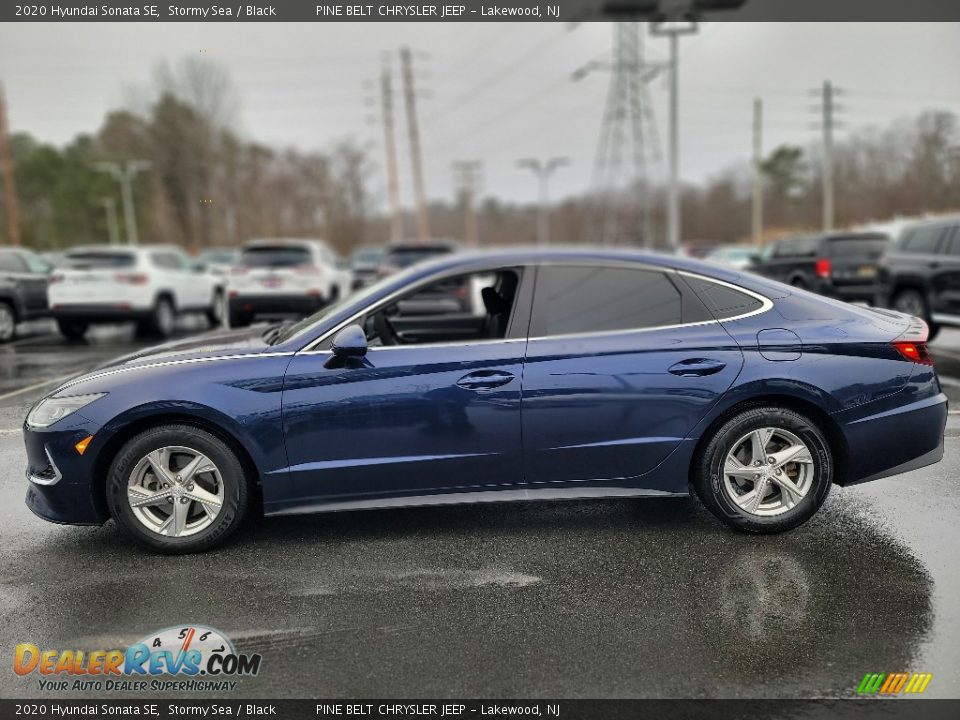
[26,393,106,428]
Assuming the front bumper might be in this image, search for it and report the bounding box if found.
[23,414,108,525]
[51,304,153,322]
[229,294,324,318]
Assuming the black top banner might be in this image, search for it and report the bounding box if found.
[3,0,960,22]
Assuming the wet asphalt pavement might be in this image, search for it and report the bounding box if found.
[1,321,959,699]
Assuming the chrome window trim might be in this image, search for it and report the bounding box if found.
[296,261,773,354]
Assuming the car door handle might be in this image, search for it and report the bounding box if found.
[668,358,727,377]
[456,370,515,390]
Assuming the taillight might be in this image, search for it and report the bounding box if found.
[48,274,63,284]
[892,341,933,365]
[815,258,831,278]
[229,267,248,275]
[115,273,148,285]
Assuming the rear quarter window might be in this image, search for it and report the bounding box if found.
[683,276,765,320]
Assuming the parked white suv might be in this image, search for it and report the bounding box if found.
[227,239,352,327]
[49,245,225,340]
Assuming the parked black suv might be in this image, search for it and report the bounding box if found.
[0,248,52,343]
[752,232,889,303]
[876,217,960,341]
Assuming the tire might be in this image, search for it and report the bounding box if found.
[106,424,250,554]
[892,288,939,339]
[145,296,176,338]
[692,406,833,534]
[0,301,15,343]
[789,277,807,290]
[56,318,89,341]
[205,290,224,327]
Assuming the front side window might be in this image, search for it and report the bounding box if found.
[530,266,682,337]
[360,268,522,348]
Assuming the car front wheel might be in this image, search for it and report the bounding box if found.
[0,301,16,343]
[106,425,250,553]
[692,406,832,534]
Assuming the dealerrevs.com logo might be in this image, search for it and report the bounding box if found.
[13,625,262,692]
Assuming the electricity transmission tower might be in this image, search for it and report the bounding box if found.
[574,23,663,248]
[452,160,482,247]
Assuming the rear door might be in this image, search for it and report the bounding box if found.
[521,264,745,494]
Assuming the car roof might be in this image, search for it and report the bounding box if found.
[243,238,329,249]
[900,216,960,231]
[64,244,180,255]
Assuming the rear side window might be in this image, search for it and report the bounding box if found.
[900,226,943,254]
[827,237,888,257]
[241,246,312,268]
[530,265,682,336]
[683,276,765,320]
[64,252,136,269]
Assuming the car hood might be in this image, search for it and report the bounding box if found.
[94,327,273,371]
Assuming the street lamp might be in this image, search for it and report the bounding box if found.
[516,157,570,246]
[94,160,150,246]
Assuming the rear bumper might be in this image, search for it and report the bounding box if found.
[837,391,947,486]
[229,294,324,318]
[51,304,152,322]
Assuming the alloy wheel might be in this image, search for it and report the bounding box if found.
[722,427,814,517]
[126,446,224,537]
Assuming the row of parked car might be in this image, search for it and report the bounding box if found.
[702,216,960,340]
[0,238,462,343]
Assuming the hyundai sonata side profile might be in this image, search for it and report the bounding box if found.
[24,249,947,553]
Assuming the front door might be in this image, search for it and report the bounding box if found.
[279,266,531,510]
[522,264,744,493]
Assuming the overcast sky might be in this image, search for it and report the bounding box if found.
[1,22,959,210]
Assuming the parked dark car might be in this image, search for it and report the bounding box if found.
[24,248,946,553]
[377,241,465,315]
[0,247,53,343]
[876,216,960,341]
[349,245,385,290]
[752,232,889,303]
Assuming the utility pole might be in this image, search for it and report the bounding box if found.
[0,82,22,246]
[820,80,835,232]
[101,196,120,246]
[379,60,403,244]
[651,21,698,253]
[751,98,763,246]
[517,157,569,246]
[94,160,150,246]
[810,80,844,231]
[452,160,482,247]
[400,47,430,244]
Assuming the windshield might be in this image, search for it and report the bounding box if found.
[385,246,453,268]
[240,246,311,268]
[827,237,889,257]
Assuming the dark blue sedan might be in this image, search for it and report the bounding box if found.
[23,249,947,553]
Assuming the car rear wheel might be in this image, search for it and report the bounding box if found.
[205,290,224,327]
[0,302,16,343]
[142,297,175,337]
[56,319,89,341]
[106,425,250,553]
[692,406,832,534]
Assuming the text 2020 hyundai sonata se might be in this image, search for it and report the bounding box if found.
[23,249,947,553]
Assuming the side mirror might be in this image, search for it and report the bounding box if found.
[328,324,368,363]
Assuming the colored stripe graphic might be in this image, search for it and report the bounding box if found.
[858,672,932,695]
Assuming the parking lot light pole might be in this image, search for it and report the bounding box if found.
[94,160,150,246]
[517,157,570,246]
[650,20,698,252]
